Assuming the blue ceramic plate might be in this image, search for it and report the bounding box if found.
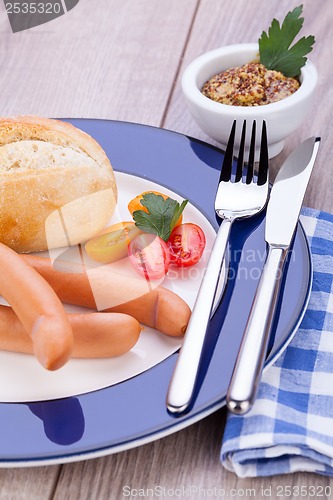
[0,119,311,466]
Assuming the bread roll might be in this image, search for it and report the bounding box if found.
[0,116,117,253]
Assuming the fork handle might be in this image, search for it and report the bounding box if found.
[166,218,233,414]
[226,245,288,415]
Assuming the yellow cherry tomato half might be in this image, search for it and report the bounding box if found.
[128,191,183,227]
[85,221,142,264]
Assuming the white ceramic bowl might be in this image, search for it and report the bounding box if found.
[182,43,318,158]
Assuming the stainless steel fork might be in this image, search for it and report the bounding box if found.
[166,120,269,415]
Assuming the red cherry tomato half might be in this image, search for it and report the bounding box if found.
[128,234,170,280]
[167,223,206,268]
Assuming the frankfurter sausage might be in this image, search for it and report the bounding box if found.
[22,254,191,337]
[0,306,141,358]
[0,243,73,370]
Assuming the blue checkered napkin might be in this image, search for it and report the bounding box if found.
[221,208,333,477]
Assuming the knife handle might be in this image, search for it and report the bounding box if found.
[226,245,287,415]
[166,218,233,415]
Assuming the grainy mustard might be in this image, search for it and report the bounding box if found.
[201,62,300,106]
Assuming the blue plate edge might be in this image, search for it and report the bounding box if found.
[0,119,313,466]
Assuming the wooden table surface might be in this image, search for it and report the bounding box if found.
[0,0,332,498]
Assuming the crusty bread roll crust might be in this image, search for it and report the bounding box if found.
[0,116,117,253]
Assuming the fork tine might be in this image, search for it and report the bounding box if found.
[246,121,256,184]
[220,120,236,182]
[257,121,269,186]
[235,120,246,183]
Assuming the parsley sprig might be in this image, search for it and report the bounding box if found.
[132,193,188,242]
[259,5,315,77]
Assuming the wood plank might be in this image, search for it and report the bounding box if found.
[0,466,60,500]
[0,0,197,126]
[164,0,333,212]
[0,0,332,497]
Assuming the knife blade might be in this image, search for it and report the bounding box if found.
[226,137,321,415]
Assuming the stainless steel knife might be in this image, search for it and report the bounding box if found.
[226,136,321,415]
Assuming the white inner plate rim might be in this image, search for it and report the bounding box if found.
[0,172,217,403]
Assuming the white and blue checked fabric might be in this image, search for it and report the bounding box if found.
[221,208,333,477]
